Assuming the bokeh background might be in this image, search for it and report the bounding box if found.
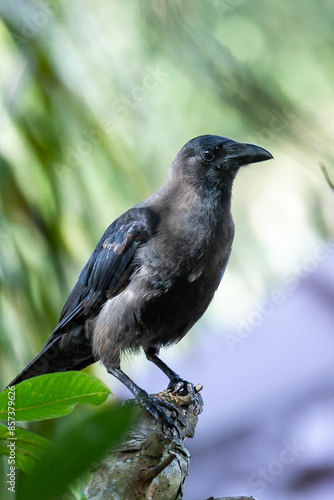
[1,1,334,499]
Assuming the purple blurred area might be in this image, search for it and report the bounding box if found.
[115,246,334,499]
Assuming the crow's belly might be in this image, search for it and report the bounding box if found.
[138,273,219,348]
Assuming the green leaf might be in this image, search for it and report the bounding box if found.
[0,423,50,473]
[0,372,111,422]
[17,403,133,500]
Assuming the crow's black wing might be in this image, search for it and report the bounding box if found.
[6,207,159,388]
[47,207,159,342]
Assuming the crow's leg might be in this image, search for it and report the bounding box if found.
[145,348,190,395]
[107,367,178,431]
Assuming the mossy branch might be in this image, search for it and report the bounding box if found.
[84,384,256,500]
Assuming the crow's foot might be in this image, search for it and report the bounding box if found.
[167,376,192,396]
[137,389,179,434]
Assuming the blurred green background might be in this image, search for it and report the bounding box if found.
[0,0,333,390]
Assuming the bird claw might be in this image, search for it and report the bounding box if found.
[137,390,180,435]
[167,378,201,412]
[167,377,192,396]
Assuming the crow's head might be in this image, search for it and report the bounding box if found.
[171,135,273,190]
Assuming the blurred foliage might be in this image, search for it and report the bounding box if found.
[0,0,334,454]
[0,372,127,499]
[0,423,50,474]
[16,402,132,500]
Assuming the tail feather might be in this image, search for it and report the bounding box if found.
[5,336,95,390]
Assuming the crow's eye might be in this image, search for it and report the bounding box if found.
[202,149,215,162]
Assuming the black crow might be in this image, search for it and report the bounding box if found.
[7,135,273,426]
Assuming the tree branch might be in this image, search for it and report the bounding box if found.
[84,384,256,500]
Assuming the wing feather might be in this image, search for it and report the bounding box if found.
[44,207,158,346]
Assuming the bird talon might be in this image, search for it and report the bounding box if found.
[155,396,179,411]
[136,391,180,434]
[167,377,191,396]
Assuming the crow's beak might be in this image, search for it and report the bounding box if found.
[226,142,273,168]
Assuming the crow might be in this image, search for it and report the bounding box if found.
[6,135,273,425]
